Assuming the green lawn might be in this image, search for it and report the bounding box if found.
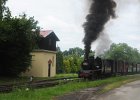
[0,75,140,100]
[0,74,78,85]
[54,73,78,78]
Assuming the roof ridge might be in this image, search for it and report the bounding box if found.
[40,30,53,37]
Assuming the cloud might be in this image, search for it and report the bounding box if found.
[105,0,140,51]
[40,15,84,51]
[7,0,86,51]
[6,0,140,51]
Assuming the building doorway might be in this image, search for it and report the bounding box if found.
[48,59,52,77]
[48,64,51,77]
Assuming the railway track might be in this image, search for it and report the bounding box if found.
[0,77,81,93]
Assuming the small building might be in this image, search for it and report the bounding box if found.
[23,30,59,77]
[39,30,59,51]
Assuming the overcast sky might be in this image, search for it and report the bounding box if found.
[6,0,140,51]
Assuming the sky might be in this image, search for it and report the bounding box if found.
[6,0,140,51]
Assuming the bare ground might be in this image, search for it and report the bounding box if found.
[55,87,101,100]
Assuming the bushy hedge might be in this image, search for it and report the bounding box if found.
[0,15,40,76]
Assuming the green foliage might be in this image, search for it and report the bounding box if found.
[0,12,40,76]
[63,58,71,73]
[56,47,64,73]
[57,47,97,73]
[62,47,84,73]
[55,73,78,78]
[102,43,140,63]
[63,47,84,56]
[0,0,8,20]
[63,55,81,73]
[56,47,84,74]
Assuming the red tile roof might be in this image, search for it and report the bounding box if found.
[40,30,53,37]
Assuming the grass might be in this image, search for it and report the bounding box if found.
[54,73,78,78]
[0,77,30,85]
[0,73,78,85]
[0,75,139,100]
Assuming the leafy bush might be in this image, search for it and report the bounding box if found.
[0,14,40,76]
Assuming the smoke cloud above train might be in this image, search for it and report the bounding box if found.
[83,0,117,59]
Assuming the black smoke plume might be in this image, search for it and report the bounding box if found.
[83,0,116,59]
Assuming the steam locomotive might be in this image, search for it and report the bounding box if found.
[78,56,140,79]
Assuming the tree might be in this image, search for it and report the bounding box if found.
[0,0,40,77]
[63,59,71,73]
[0,0,8,20]
[56,47,85,74]
[63,47,84,57]
[62,47,84,73]
[56,47,64,73]
[0,11,40,76]
[102,43,140,63]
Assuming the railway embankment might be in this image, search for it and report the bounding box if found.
[0,74,139,100]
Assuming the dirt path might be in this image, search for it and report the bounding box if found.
[94,80,140,100]
[55,80,140,100]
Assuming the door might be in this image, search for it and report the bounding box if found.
[48,64,51,77]
[48,59,52,77]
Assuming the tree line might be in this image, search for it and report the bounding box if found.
[56,43,140,74]
[102,43,140,63]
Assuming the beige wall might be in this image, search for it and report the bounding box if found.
[23,50,56,77]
